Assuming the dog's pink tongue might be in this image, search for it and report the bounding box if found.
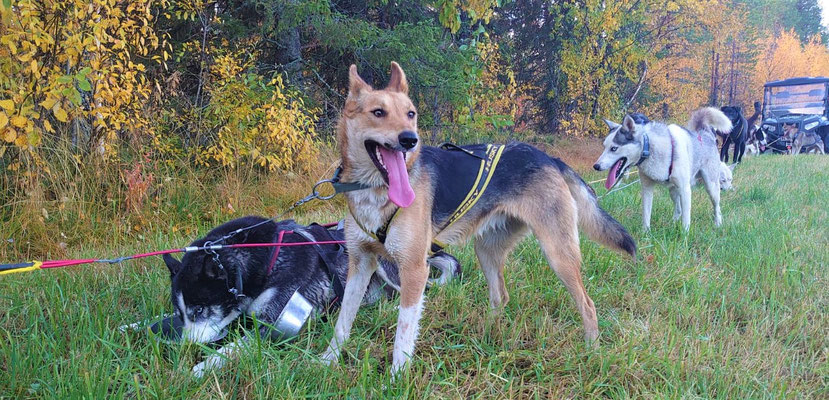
[379,147,415,207]
[605,160,621,190]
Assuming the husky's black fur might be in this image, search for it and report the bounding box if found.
[163,216,460,340]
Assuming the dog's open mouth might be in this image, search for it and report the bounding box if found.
[365,140,415,207]
[605,157,627,190]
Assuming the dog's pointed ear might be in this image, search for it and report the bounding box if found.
[163,253,182,277]
[736,106,742,113]
[348,64,371,97]
[622,115,636,134]
[386,61,409,94]
[728,163,737,172]
[604,119,621,129]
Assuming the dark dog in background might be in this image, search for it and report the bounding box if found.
[745,101,765,155]
[720,106,747,163]
[163,216,460,377]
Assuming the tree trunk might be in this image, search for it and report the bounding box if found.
[710,49,720,106]
[280,0,303,87]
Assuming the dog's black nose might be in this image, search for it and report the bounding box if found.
[593,163,601,171]
[398,131,418,150]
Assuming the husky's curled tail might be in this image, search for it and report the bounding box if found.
[688,107,733,135]
[555,159,637,258]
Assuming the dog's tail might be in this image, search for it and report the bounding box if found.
[688,107,733,134]
[557,160,636,258]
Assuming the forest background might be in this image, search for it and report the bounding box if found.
[1,0,828,258]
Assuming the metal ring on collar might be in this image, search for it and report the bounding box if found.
[312,179,338,200]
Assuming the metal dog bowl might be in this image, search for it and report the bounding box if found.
[148,315,229,345]
[266,290,313,341]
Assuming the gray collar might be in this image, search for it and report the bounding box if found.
[635,134,650,166]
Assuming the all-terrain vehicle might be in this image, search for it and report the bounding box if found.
[760,77,829,153]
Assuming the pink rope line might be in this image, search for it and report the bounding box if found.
[9,240,346,273]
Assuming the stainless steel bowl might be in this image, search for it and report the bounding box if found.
[270,290,313,341]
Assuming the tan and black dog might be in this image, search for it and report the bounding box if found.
[784,123,825,154]
[320,62,636,375]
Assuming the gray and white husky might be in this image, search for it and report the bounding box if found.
[162,216,460,377]
[593,107,733,231]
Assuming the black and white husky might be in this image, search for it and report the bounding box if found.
[593,108,733,231]
[162,216,460,377]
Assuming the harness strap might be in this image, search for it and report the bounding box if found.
[294,226,346,305]
[351,207,399,244]
[351,144,505,256]
[266,229,292,276]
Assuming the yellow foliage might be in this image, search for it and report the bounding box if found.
[0,0,168,162]
[156,42,318,172]
[456,39,532,131]
[752,30,829,100]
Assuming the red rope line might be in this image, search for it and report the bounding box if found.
[4,240,346,273]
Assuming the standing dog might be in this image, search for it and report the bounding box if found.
[784,124,825,154]
[593,108,732,231]
[719,106,747,163]
[745,125,766,155]
[321,62,636,376]
[163,216,460,377]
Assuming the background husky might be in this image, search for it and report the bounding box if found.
[321,62,636,377]
[594,107,732,231]
[162,216,460,377]
[719,106,748,163]
[784,124,825,154]
[719,161,735,190]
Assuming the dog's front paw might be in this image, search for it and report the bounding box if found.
[318,348,340,366]
[192,355,225,379]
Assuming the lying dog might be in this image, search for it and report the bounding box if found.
[162,216,460,377]
[594,107,732,231]
[320,62,636,376]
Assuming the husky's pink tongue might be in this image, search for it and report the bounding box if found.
[605,159,622,190]
[378,147,415,207]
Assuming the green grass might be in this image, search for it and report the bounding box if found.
[1,154,827,398]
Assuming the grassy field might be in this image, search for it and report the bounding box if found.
[0,153,827,398]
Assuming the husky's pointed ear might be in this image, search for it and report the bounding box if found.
[728,163,737,172]
[622,115,636,134]
[348,64,371,97]
[386,61,409,94]
[604,119,621,129]
[163,254,182,277]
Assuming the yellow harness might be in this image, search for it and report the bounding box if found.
[352,144,505,254]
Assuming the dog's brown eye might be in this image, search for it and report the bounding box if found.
[372,109,386,118]
[407,111,416,119]
[610,146,618,152]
